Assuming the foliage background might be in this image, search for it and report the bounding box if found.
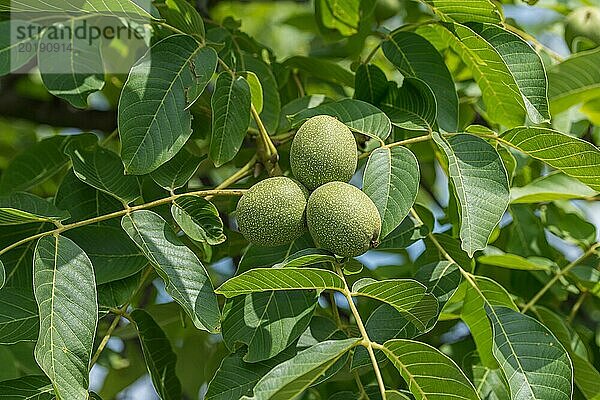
[0,0,600,399]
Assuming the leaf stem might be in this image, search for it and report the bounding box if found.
[567,290,588,323]
[359,133,432,159]
[251,104,281,176]
[335,264,387,400]
[90,311,122,367]
[0,189,245,256]
[522,242,599,313]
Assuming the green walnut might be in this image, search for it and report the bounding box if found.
[307,181,381,257]
[236,177,308,247]
[565,7,600,51]
[290,115,358,191]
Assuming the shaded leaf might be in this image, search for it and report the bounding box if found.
[414,261,461,308]
[150,149,204,191]
[131,309,182,400]
[354,64,388,105]
[172,195,226,245]
[157,0,205,39]
[119,35,217,174]
[273,248,336,268]
[0,375,53,399]
[38,19,104,108]
[209,72,252,167]
[379,77,437,131]
[64,225,147,284]
[283,56,354,88]
[352,278,438,331]
[222,290,317,361]
[122,210,220,332]
[33,235,97,400]
[65,136,141,204]
[243,338,360,400]
[382,31,457,131]
[0,287,38,344]
[0,136,69,194]
[0,192,69,225]
[477,253,552,271]
[363,146,419,238]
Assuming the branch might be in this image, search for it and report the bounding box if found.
[359,133,432,159]
[335,264,387,400]
[0,188,245,257]
[522,242,599,313]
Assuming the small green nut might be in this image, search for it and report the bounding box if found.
[565,7,600,51]
[236,177,308,247]
[291,115,358,191]
[307,181,381,257]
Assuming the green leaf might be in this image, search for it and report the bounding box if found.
[283,56,354,88]
[119,35,217,174]
[315,0,360,36]
[0,259,3,289]
[433,133,509,256]
[477,253,552,271]
[468,22,550,124]
[382,31,458,131]
[291,99,392,140]
[501,126,600,191]
[354,64,389,105]
[363,146,419,238]
[424,22,546,126]
[421,0,501,23]
[379,77,438,131]
[65,136,141,204]
[542,202,596,247]
[414,261,461,308]
[472,362,510,400]
[33,235,98,400]
[54,170,122,224]
[206,348,295,400]
[222,290,317,361]
[486,306,573,400]
[381,339,480,400]
[209,72,252,167]
[243,54,280,134]
[461,275,518,368]
[38,19,104,108]
[534,307,600,400]
[278,95,328,133]
[0,135,70,194]
[0,223,47,289]
[171,195,226,245]
[511,172,598,203]
[157,0,205,39]
[150,149,204,191]
[0,375,53,399]
[548,47,600,114]
[122,210,220,332]
[246,71,263,113]
[131,309,182,400]
[0,192,70,225]
[238,233,314,272]
[0,0,153,21]
[273,248,337,268]
[378,217,428,250]
[0,20,39,76]
[0,287,39,344]
[243,338,360,400]
[216,268,345,297]
[352,278,438,331]
[64,225,147,284]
